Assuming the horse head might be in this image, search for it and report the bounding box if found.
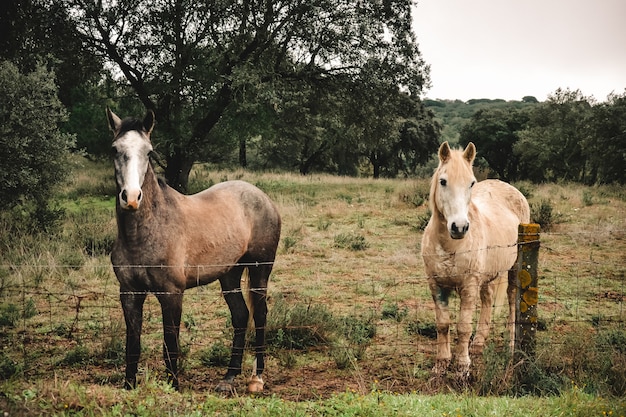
[107,108,155,211]
[432,141,477,239]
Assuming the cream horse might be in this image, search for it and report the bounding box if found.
[421,142,530,375]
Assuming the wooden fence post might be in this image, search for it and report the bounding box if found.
[515,223,541,357]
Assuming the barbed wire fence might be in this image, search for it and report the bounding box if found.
[1,227,625,393]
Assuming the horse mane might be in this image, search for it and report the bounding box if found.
[118,117,148,134]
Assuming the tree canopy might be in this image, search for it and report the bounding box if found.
[63,0,434,189]
[453,89,626,185]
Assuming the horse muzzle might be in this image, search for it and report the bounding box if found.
[449,221,469,239]
[119,188,143,210]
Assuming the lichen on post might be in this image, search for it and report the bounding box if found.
[515,223,541,357]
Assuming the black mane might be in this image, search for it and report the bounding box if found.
[118,117,146,133]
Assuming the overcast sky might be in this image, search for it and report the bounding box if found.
[412,0,626,102]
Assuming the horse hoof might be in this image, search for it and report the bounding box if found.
[248,375,264,393]
[215,380,235,396]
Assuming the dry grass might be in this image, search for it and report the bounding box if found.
[1,160,625,401]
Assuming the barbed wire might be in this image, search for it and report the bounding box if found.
[2,235,624,385]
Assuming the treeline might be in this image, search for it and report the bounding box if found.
[1,1,625,232]
[430,90,626,185]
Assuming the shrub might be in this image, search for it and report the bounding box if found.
[266,297,335,350]
[0,352,20,379]
[0,61,74,231]
[199,342,231,367]
[381,302,408,322]
[59,345,92,367]
[406,320,437,339]
[531,199,561,231]
[266,296,376,370]
[333,233,369,251]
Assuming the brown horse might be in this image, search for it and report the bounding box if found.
[421,142,529,376]
[107,108,281,393]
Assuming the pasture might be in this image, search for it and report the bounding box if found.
[1,157,625,415]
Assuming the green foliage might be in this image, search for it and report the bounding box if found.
[425,98,537,145]
[531,199,561,231]
[266,296,376,370]
[267,297,336,350]
[459,107,530,180]
[59,345,92,367]
[0,61,74,230]
[406,320,438,339]
[66,0,434,187]
[538,325,626,397]
[333,233,369,251]
[381,302,408,322]
[396,182,429,207]
[429,90,626,185]
[100,333,125,367]
[415,210,432,232]
[0,352,21,379]
[0,303,20,327]
[0,298,37,327]
[199,342,231,367]
[331,315,377,369]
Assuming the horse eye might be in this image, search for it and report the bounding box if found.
[470,180,476,188]
[439,179,447,187]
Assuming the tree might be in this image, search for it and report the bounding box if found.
[64,0,429,189]
[585,91,626,184]
[459,107,529,180]
[515,89,593,182]
[0,61,74,229]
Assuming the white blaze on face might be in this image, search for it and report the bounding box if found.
[113,131,153,210]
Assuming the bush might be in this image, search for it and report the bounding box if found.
[199,342,231,367]
[266,296,376,369]
[531,199,561,231]
[266,297,335,350]
[0,61,74,231]
[381,302,408,322]
[333,233,369,251]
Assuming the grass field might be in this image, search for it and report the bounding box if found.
[1,157,625,415]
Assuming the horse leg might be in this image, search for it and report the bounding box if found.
[247,265,271,393]
[470,280,495,355]
[455,284,478,375]
[156,291,184,390]
[507,268,517,353]
[216,269,248,394]
[429,281,452,374]
[120,290,147,389]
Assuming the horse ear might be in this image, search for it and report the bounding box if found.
[438,141,451,163]
[106,107,122,133]
[463,142,476,164]
[143,110,155,135]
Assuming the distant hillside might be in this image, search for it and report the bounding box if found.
[424,97,540,144]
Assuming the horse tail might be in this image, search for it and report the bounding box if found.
[241,268,262,379]
[492,273,508,317]
[241,268,255,331]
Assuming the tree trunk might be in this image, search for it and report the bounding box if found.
[370,151,381,179]
[164,148,194,193]
[239,137,247,168]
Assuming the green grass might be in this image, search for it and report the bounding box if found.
[1,158,625,414]
[1,378,624,416]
